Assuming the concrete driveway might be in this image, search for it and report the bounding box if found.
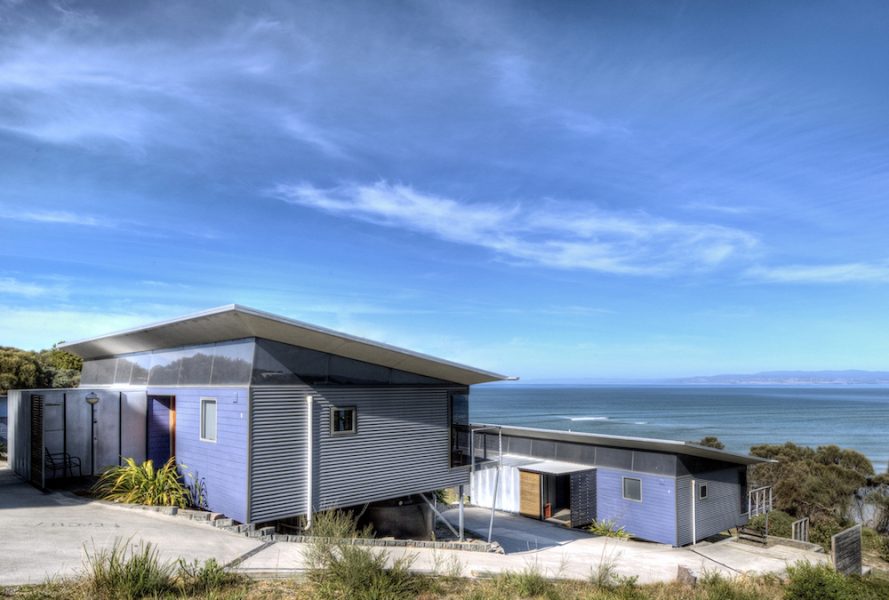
[238,507,828,584]
[0,464,263,586]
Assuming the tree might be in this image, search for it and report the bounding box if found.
[749,442,873,523]
[696,436,725,449]
[0,346,46,392]
[0,345,82,392]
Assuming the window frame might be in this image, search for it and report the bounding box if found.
[330,406,357,436]
[622,476,643,502]
[199,397,218,443]
[699,483,709,500]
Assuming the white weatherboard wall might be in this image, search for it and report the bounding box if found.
[471,464,520,512]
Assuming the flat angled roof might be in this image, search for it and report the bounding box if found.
[471,423,770,465]
[58,305,512,386]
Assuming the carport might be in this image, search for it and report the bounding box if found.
[6,388,148,489]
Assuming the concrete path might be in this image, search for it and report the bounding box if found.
[238,506,828,584]
[0,464,263,586]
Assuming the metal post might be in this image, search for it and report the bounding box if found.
[90,403,96,475]
[305,395,314,530]
[458,484,465,541]
[691,479,697,545]
[487,428,502,543]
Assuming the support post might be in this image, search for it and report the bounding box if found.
[691,479,697,545]
[487,428,502,543]
[420,493,460,538]
[305,395,313,530]
[458,484,465,541]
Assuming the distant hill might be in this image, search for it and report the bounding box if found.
[671,370,889,385]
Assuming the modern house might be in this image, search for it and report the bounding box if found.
[7,305,767,546]
[8,305,508,526]
[463,424,768,546]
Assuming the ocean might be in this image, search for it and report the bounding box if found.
[470,385,889,473]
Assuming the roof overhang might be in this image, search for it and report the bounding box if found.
[471,423,771,465]
[59,305,512,386]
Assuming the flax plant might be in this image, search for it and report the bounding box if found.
[92,457,192,508]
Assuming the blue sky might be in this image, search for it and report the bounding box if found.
[1,1,888,379]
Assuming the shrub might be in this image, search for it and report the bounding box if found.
[879,536,889,563]
[493,566,556,599]
[177,557,243,595]
[308,542,425,600]
[747,510,794,539]
[91,457,191,508]
[784,562,854,600]
[588,519,631,540]
[303,508,373,539]
[83,538,175,600]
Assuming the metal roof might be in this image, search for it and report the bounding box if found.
[58,305,512,386]
[504,455,596,475]
[471,423,770,465]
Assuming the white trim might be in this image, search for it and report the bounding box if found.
[306,395,314,529]
[199,397,217,443]
[330,406,357,436]
[622,476,642,502]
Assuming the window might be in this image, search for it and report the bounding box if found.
[699,484,709,500]
[331,406,356,435]
[200,398,217,442]
[622,477,642,502]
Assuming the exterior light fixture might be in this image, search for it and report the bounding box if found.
[85,392,100,475]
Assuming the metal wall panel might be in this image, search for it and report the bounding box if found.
[315,387,470,510]
[676,467,747,545]
[249,386,311,523]
[569,469,597,527]
[8,391,29,479]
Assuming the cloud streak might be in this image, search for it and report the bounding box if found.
[272,181,758,275]
[747,262,889,284]
[1,207,109,227]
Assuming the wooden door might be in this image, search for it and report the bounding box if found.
[519,470,542,519]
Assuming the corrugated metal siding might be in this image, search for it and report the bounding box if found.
[249,386,310,523]
[316,387,470,510]
[694,468,746,541]
[676,475,693,546]
[677,467,746,545]
[148,387,249,523]
[597,467,676,545]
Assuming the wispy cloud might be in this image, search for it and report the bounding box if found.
[272,181,758,275]
[0,277,54,298]
[747,262,889,284]
[683,202,757,215]
[1,207,109,227]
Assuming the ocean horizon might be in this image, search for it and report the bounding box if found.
[470,384,889,473]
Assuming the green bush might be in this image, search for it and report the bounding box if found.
[308,542,425,600]
[784,562,858,600]
[303,508,374,539]
[92,457,191,508]
[879,536,889,563]
[493,566,556,599]
[747,510,794,538]
[83,538,175,600]
[177,557,242,595]
[588,519,631,540]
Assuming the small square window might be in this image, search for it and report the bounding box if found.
[623,477,642,502]
[200,397,217,442]
[699,484,709,500]
[331,406,356,435]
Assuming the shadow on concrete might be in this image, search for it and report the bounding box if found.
[442,506,594,553]
[0,464,88,510]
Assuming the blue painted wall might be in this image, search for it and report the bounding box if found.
[147,396,172,466]
[596,467,676,545]
[147,387,249,523]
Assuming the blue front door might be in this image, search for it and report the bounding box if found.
[147,396,174,466]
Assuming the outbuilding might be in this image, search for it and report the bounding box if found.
[462,424,769,546]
